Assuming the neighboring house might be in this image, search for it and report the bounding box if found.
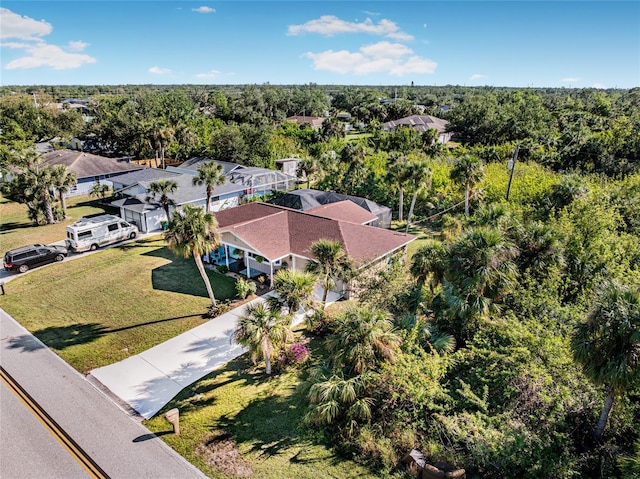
[111,160,297,233]
[211,202,415,292]
[269,188,393,228]
[275,157,300,177]
[284,115,326,129]
[40,149,144,196]
[383,115,453,144]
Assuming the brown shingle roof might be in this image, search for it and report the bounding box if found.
[40,150,144,179]
[305,200,377,225]
[215,202,414,265]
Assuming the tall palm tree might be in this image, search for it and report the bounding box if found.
[24,166,55,224]
[51,165,77,218]
[326,304,401,374]
[305,239,354,309]
[146,179,178,221]
[155,124,175,169]
[192,162,226,213]
[571,281,640,441]
[164,204,220,307]
[405,160,432,232]
[273,268,317,315]
[234,302,292,375]
[386,158,412,222]
[450,154,484,216]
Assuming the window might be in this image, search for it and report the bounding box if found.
[107,223,119,232]
[120,223,128,228]
[78,231,92,239]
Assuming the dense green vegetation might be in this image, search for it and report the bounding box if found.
[1,84,639,478]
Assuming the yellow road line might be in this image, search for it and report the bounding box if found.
[0,366,110,479]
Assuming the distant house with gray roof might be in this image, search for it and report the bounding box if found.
[269,189,392,228]
[383,115,453,143]
[40,149,144,196]
[111,159,297,233]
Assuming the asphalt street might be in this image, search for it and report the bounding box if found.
[0,309,207,479]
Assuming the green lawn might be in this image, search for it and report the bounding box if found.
[0,193,115,253]
[0,235,237,373]
[143,337,387,479]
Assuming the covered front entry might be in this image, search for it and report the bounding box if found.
[208,244,284,287]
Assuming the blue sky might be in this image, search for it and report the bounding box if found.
[1,1,638,88]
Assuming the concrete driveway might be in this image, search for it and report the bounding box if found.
[89,288,340,419]
[89,294,265,419]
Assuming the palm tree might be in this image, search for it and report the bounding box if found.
[405,160,432,232]
[444,226,519,337]
[325,304,401,374]
[305,239,354,309]
[234,302,292,375]
[89,183,110,201]
[192,162,226,213]
[450,154,484,216]
[571,281,640,441]
[272,268,317,315]
[146,179,178,221]
[410,239,447,293]
[386,158,412,222]
[164,204,220,307]
[51,165,77,218]
[304,367,372,433]
[154,124,175,169]
[24,167,55,224]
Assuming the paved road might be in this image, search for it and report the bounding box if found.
[0,309,207,479]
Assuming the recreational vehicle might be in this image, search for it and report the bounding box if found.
[65,214,138,253]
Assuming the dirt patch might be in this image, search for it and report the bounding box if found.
[196,432,253,478]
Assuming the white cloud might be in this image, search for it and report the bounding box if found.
[288,15,413,41]
[67,40,89,51]
[1,9,95,70]
[0,8,52,40]
[149,66,172,75]
[192,6,215,13]
[363,11,380,16]
[561,77,580,83]
[5,42,96,70]
[195,69,221,79]
[304,41,436,76]
[592,83,606,89]
[470,74,487,80]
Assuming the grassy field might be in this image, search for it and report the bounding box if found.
[0,193,114,253]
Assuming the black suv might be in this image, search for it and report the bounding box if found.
[3,244,68,273]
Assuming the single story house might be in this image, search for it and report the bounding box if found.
[40,149,144,196]
[111,160,297,233]
[284,115,326,129]
[211,202,415,293]
[269,189,393,228]
[383,115,453,144]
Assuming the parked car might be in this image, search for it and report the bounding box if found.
[3,244,68,273]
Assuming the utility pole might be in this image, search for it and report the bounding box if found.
[506,144,519,200]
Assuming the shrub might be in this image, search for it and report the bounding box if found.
[235,278,257,299]
[216,264,229,274]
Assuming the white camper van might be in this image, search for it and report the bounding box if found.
[65,214,138,253]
